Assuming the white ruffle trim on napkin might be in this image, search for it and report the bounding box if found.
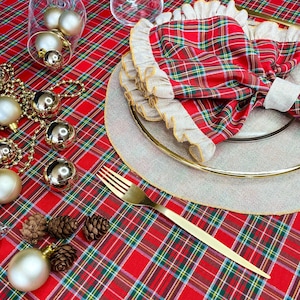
[126,20,216,162]
[120,0,300,163]
[264,78,300,112]
[155,0,300,42]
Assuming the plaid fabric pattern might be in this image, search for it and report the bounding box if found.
[149,16,300,143]
[0,1,300,299]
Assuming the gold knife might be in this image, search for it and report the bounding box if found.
[157,205,271,279]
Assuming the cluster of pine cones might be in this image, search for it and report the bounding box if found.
[20,213,110,272]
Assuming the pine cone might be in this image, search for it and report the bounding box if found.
[83,215,110,241]
[47,216,78,239]
[20,213,47,244]
[50,244,77,272]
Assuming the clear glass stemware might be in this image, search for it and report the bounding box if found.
[110,0,164,26]
[27,0,86,69]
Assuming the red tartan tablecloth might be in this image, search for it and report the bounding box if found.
[0,0,300,299]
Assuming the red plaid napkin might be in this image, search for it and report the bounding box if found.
[121,1,300,162]
[150,16,300,137]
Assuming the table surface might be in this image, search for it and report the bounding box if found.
[0,0,300,299]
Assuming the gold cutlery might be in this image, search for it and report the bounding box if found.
[97,166,271,279]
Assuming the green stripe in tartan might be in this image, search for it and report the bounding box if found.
[149,225,206,283]
[59,105,74,118]
[275,3,295,18]
[121,205,157,245]
[78,121,106,150]
[26,163,43,178]
[91,77,105,89]
[94,49,121,67]
[101,148,119,164]
[128,280,164,300]
[206,209,226,227]
[261,219,289,260]
[61,266,82,290]
[243,273,265,296]
[82,41,99,52]
[186,202,225,229]
[63,191,78,205]
[171,228,207,282]
[283,263,300,300]
[100,258,120,282]
[207,260,264,299]
[10,202,34,226]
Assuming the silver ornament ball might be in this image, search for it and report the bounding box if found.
[43,6,63,30]
[43,158,77,192]
[0,169,22,204]
[58,10,83,36]
[7,248,51,292]
[32,91,61,119]
[0,96,22,132]
[45,120,76,151]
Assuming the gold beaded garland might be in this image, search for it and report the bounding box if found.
[0,62,84,199]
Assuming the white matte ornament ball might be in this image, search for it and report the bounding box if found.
[58,10,83,36]
[35,31,63,53]
[0,96,22,131]
[0,169,22,204]
[7,248,51,292]
[43,7,63,30]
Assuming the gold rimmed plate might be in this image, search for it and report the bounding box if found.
[105,63,300,214]
[129,104,300,178]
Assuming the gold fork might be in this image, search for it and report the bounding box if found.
[97,166,270,279]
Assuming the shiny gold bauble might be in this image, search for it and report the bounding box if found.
[43,158,77,192]
[45,120,76,151]
[0,96,22,132]
[32,90,61,119]
[43,6,63,30]
[0,140,17,164]
[43,50,63,69]
[35,31,63,54]
[58,10,83,36]
[7,246,54,292]
[0,169,22,204]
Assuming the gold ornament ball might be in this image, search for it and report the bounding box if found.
[0,96,22,132]
[43,158,77,192]
[32,90,61,119]
[58,10,83,36]
[7,248,51,292]
[0,141,17,164]
[43,6,63,30]
[45,120,76,151]
[44,50,63,69]
[0,169,22,204]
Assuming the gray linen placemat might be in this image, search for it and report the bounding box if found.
[105,63,300,215]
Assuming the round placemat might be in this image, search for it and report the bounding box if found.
[105,63,300,215]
